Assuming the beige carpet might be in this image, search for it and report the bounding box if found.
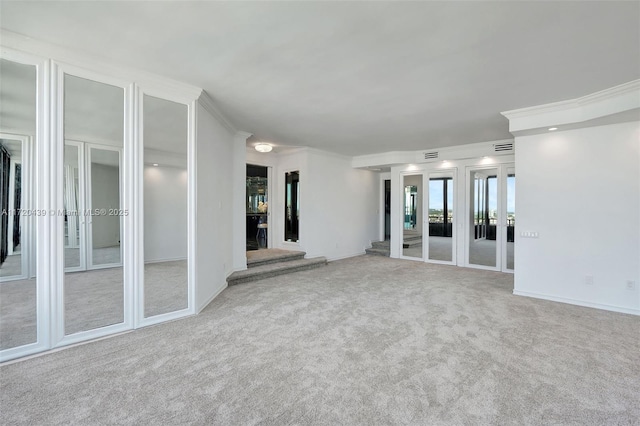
[1,255,638,425]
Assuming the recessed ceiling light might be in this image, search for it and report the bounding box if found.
[548,127,558,131]
[152,163,159,167]
[255,143,273,153]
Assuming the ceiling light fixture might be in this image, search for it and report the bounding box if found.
[255,143,273,153]
[548,127,558,131]
[152,163,159,167]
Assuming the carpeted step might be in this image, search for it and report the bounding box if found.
[227,257,327,286]
[371,240,390,249]
[365,247,390,257]
[247,250,306,268]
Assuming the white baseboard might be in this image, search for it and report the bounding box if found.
[513,290,640,316]
[326,251,366,262]
[197,283,227,314]
[144,257,187,264]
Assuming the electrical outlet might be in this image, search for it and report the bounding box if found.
[585,275,594,285]
[626,280,636,291]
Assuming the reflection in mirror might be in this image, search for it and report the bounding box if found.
[402,175,422,258]
[0,59,37,350]
[506,170,515,270]
[428,175,454,262]
[90,148,121,267]
[143,95,188,318]
[64,143,81,269]
[469,169,498,267]
[64,74,124,335]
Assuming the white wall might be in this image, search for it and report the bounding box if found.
[515,121,640,314]
[195,101,236,312]
[302,149,378,260]
[143,165,188,262]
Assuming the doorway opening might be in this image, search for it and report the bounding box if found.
[384,179,390,240]
[246,164,268,251]
[284,170,299,243]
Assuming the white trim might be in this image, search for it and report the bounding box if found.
[187,100,197,317]
[137,308,195,329]
[352,139,515,169]
[198,91,237,134]
[502,79,640,133]
[513,290,640,316]
[326,251,367,262]
[1,30,202,104]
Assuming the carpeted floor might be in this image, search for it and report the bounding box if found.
[1,255,638,425]
[402,237,514,269]
[0,261,187,350]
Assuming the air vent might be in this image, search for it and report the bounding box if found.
[494,143,514,152]
[423,151,439,160]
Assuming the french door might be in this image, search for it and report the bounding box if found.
[466,164,515,272]
[64,142,122,273]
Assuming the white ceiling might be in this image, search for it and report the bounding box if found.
[1,1,639,156]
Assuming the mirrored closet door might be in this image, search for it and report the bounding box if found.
[142,95,189,318]
[402,174,423,259]
[0,58,37,352]
[63,74,125,335]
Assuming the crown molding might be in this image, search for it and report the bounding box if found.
[0,29,202,103]
[502,80,640,133]
[351,138,515,169]
[198,91,237,134]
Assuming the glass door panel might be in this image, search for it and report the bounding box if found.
[63,74,124,335]
[428,173,454,262]
[402,174,423,258]
[143,95,188,318]
[505,168,515,271]
[469,168,498,268]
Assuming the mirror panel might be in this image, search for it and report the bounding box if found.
[402,174,422,258]
[469,169,498,267]
[90,148,121,267]
[64,74,124,335]
[428,174,454,262]
[64,143,82,269]
[0,59,37,350]
[143,95,188,318]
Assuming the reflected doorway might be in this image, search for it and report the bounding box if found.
[247,164,269,251]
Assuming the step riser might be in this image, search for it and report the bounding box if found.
[365,249,390,257]
[247,253,305,268]
[228,261,326,285]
